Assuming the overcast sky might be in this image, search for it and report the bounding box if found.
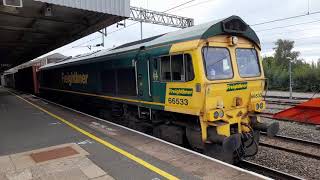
[42,0,320,63]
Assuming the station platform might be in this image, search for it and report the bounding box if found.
[0,87,267,180]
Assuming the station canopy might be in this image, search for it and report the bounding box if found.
[0,0,130,72]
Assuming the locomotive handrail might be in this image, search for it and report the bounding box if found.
[134,60,138,95]
[147,59,151,96]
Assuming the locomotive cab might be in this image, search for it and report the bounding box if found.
[196,36,279,162]
[201,35,266,135]
[158,16,279,163]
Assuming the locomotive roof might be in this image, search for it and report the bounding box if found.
[41,15,260,70]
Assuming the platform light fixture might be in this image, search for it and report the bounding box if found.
[44,4,53,16]
[3,0,23,7]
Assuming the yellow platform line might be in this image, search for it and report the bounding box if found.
[9,91,179,180]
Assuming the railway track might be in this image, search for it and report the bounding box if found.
[264,95,310,101]
[260,132,320,160]
[237,160,303,180]
[262,133,320,147]
[265,100,301,106]
[264,106,287,111]
[257,112,290,122]
[258,112,275,117]
[258,110,320,160]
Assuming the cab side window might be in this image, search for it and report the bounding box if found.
[160,56,171,81]
[185,54,194,81]
[158,54,194,82]
[171,54,184,81]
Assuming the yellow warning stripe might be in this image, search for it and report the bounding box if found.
[40,87,164,106]
[9,91,179,180]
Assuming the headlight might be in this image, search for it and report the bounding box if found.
[259,102,264,109]
[219,110,224,118]
[232,36,238,45]
[256,103,260,110]
[214,111,219,119]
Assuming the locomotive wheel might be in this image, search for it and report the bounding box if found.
[186,127,203,150]
[204,143,235,164]
[243,130,260,157]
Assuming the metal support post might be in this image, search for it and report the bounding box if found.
[289,60,292,99]
[140,21,143,40]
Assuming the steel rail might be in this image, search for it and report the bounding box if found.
[238,160,303,180]
[261,132,320,147]
[265,100,300,106]
[264,95,311,100]
[259,142,320,160]
[260,132,320,160]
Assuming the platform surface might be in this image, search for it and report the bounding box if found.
[0,87,266,180]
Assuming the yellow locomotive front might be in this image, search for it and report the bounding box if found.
[158,16,279,163]
[194,35,279,162]
[164,33,279,163]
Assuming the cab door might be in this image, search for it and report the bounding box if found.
[136,54,152,102]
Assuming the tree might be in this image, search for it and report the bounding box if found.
[273,39,300,68]
[262,39,320,92]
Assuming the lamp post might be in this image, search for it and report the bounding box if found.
[286,57,293,99]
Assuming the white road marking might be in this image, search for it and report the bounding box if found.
[48,122,61,125]
[77,139,94,145]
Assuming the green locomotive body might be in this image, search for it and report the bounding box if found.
[39,16,279,163]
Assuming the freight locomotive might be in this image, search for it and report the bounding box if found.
[3,16,279,163]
